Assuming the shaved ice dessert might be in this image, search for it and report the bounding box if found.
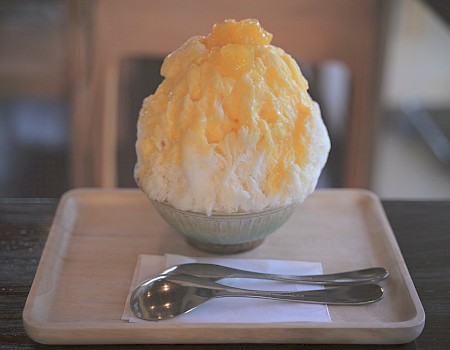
[134,19,330,252]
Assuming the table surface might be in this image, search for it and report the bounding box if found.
[1,196,449,349]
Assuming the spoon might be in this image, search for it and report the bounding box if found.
[130,274,384,321]
[161,263,389,285]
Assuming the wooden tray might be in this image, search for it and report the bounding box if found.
[23,188,425,345]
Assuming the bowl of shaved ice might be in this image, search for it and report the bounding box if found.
[134,19,330,253]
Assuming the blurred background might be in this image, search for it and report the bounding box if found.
[0,0,449,199]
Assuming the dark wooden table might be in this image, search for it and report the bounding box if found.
[1,197,449,349]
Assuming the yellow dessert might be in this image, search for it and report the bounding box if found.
[135,19,330,215]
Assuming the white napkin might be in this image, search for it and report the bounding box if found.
[122,254,331,323]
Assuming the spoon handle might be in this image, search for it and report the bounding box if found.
[251,267,389,285]
[216,284,384,305]
[166,263,389,285]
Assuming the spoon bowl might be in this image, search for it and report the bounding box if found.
[130,274,384,321]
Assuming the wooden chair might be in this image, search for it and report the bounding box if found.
[67,0,388,188]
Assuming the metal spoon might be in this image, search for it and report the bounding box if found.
[130,274,384,321]
[161,263,389,285]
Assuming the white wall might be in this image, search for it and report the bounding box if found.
[382,0,450,109]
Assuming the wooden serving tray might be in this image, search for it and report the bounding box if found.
[23,189,425,345]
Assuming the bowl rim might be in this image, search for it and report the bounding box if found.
[151,199,297,218]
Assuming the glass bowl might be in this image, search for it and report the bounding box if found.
[151,200,297,254]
